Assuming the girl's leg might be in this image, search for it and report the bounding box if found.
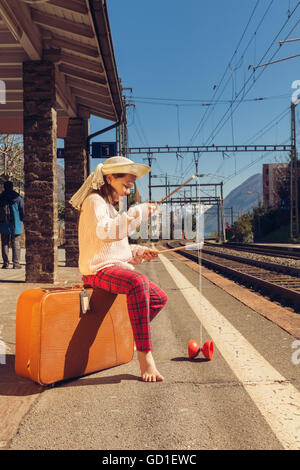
[149,281,168,322]
[83,266,167,381]
[135,282,167,382]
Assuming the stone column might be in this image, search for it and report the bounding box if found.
[64,118,89,267]
[23,60,58,283]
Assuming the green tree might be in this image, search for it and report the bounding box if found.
[226,212,254,242]
[58,202,65,220]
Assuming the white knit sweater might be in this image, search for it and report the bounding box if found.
[78,193,149,275]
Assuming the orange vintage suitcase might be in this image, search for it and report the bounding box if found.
[15,286,134,386]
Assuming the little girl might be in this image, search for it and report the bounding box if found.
[69,156,167,382]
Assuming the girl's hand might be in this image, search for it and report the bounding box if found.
[142,249,159,262]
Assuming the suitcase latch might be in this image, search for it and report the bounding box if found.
[80,288,91,314]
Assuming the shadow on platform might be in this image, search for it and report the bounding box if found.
[0,355,43,397]
[171,356,209,363]
[56,373,140,388]
[0,355,140,395]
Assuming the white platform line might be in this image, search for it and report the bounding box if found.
[159,253,300,450]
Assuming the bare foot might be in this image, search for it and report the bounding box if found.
[137,350,164,382]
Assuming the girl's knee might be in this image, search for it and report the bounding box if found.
[128,271,150,291]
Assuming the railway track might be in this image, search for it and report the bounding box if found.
[204,241,300,260]
[165,241,300,311]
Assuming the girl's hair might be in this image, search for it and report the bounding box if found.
[97,173,126,204]
[78,173,126,226]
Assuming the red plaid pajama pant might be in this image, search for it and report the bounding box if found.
[82,265,168,351]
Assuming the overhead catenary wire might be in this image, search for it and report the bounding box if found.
[178,2,300,185]
[189,0,263,144]
[129,93,290,106]
[189,0,275,144]
[189,0,297,150]
[177,102,292,194]
[202,4,300,149]
[129,93,291,186]
[222,126,298,185]
[176,2,291,182]
[128,2,300,200]
[199,104,291,188]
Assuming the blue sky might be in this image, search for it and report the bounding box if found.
[86,0,300,202]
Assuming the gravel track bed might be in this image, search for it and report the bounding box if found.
[202,245,300,269]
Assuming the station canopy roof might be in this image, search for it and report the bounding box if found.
[0,0,124,138]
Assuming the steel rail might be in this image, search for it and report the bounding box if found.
[165,242,300,308]
[201,247,300,275]
[204,241,300,260]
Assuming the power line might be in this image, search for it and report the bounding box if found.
[186,105,291,186]
[130,4,299,186]
[203,4,300,148]
[128,2,300,197]
[179,0,278,180]
[189,0,263,144]
[189,0,299,149]
[129,93,290,106]
[222,126,300,186]
[176,103,292,186]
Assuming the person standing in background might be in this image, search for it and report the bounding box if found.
[0,181,24,269]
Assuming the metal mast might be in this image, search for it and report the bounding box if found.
[290,102,299,239]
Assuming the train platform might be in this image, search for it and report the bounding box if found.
[0,247,299,450]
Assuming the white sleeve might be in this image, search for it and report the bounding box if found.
[91,198,148,241]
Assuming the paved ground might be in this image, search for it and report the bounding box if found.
[0,247,299,451]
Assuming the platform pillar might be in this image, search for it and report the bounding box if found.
[64,118,89,267]
[23,60,58,283]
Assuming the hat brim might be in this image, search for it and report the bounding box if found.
[102,162,150,179]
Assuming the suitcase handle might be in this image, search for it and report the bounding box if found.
[42,284,84,292]
[42,285,91,315]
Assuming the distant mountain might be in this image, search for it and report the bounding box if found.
[204,173,262,235]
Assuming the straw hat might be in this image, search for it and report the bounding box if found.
[69,156,151,210]
[101,156,150,179]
